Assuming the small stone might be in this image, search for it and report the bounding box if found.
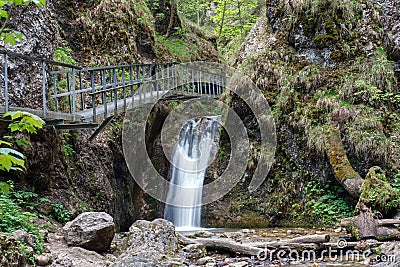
[229,261,248,267]
[241,229,250,234]
[36,254,51,266]
[194,230,213,238]
[197,256,213,265]
[334,228,342,233]
[286,230,292,235]
[205,263,216,267]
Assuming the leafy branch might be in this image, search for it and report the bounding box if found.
[0,0,46,45]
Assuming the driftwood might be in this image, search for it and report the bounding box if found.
[249,234,330,248]
[178,234,330,256]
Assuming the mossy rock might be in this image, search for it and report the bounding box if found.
[356,166,400,217]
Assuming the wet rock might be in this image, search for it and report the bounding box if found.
[63,212,115,253]
[112,219,179,266]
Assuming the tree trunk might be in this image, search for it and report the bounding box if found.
[324,126,364,198]
[341,209,400,241]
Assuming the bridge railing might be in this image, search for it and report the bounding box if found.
[1,49,227,124]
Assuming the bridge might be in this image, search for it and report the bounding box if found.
[0,50,227,136]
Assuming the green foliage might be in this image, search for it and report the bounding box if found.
[0,0,46,45]
[393,171,400,194]
[52,203,72,223]
[53,40,76,64]
[156,35,198,61]
[4,111,45,134]
[0,111,45,193]
[211,0,258,40]
[306,180,354,226]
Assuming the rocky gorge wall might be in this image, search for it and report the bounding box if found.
[200,0,400,227]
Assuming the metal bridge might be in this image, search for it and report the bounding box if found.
[0,50,226,133]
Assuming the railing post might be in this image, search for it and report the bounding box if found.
[79,71,84,111]
[113,68,117,114]
[91,70,96,122]
[101,70,107,118]
[42,60,47,118]
[136,65,142,103]
[149,64,153,97]
[122,67,126,112]
[129,65,134,98]
[71,67,76,121]
[155,63,159,98]
[191,66,195,95]
[3,53,9,112]
[52,74,59,112]
[161,64,165,94]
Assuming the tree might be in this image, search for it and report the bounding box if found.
[0,0,46,46]
[211,0,258,40]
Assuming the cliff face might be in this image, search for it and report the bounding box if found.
[202,0,400,227]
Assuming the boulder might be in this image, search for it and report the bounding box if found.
[112,218,179,266]
[63,212,115,252]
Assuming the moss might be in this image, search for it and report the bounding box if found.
[356,166,400,217]
[346,224,360,240]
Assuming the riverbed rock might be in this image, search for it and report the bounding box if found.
[182,243,206,259]
[63,212,115,252]
[112,218,179,266]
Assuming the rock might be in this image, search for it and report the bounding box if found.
[375,242,400,267]
[112,219,179,266]
[63,212,115,252]
[36,254,51,266]
[182,243,206,259]
[12,229,36,248]
[194,230,214,238]
[50,247,112,267]
[197,256,214,265]
[229,262,248,267]
[206,263,217,267]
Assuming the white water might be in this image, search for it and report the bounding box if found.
[164,117,220,229]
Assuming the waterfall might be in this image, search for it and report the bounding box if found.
[164,117,220,230]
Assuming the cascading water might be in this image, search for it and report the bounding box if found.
[164,117,220,230]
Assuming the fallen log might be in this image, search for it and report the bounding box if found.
[178,234,330,256]
[192,238,263,256]
[249,234,330,248]
[377,219,400,226]
[324,127,364,198]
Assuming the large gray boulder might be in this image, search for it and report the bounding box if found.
[63,212,115,253]
[112,218,180,267]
